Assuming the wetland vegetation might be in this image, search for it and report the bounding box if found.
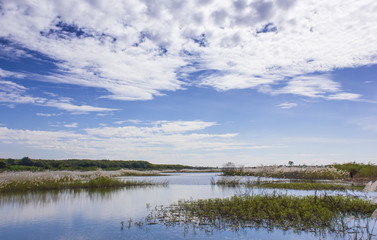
[222,162,377,181]
[145,193,377,238]
[222,165,348,180]
[333,162,377,179]
[0,170,167,192]
[129,163,377,238]
[2,162,377,239]
[215,177,365,191]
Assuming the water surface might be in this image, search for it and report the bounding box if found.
[1,172,375,239]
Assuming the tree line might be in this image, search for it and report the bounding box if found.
[0,157,199,171]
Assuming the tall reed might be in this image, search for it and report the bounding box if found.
[223,166,348,180]
[0,170,166,192]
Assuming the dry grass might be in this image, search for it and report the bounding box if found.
[216,177,365,191]
[225,166,348,180]
[179,169,221,173]
[0,170,165,192]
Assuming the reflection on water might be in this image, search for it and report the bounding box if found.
[0,172,376,240]
[0,185,167,207]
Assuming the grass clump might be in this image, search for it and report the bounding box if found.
[147,194,377,236]
[223,166,348,180]
[252,182,364,191]
[0,171,167,192]
[216,178,364,191]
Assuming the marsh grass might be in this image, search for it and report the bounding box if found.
[253,182,364,191]
[224,166,348,180]
[97,169,162,176]
[333,163,377,179]
[216,178,364,191]
[0,170,167,192]
[145,194,377,238]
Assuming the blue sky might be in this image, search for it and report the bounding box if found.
[0,0,376,167]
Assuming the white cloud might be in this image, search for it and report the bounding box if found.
[114,120,141,125]
[85,120,217,137]
[36,113,62,117]
[278,102,297,109]
[46,101,115,113]
[0,69,25,79]
[272,75,339,98]
[268,75,361,101]
[0,0,375,101]
[0,80,26,93]
[199,72,275,91]
[0,80,116,113]
[0,121,269,162]
[64,123,78,128]
[152,120,217,133]
[326,92,361,101]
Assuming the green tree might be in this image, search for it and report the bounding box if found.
[19,157,34,166]
[0,160,7,169]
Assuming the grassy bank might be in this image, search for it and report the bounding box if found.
[0,170,167,192]
[147,194,377,237]
[216,178,364,191]
[223,166,348,180]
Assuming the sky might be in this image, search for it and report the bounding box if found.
[0,0,377,167]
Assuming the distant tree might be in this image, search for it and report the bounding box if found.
[19,157,34,166]
[6,158,15,165]
[288,161,294,166]
[223,162,236,170]
[222,162,239,176]
[0,161,7,169]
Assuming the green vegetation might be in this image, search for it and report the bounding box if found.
[333,162,377,179]
[0,171,167,192]
[216,178,364,191]
[0,157,204,171]
[222,165,348,180]
[147,194,377,237]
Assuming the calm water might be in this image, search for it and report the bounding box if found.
[0,173,375,240]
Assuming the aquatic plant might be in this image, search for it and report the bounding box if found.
[145,194,377,238]
[216,177,364,191]
[0,170,167,192]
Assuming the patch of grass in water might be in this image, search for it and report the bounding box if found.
[255,182,364,191]
[216,178,364,191]
[146,194,377,238]
[0,176,167,192]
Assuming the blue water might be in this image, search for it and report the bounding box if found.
[0,172,375,239]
